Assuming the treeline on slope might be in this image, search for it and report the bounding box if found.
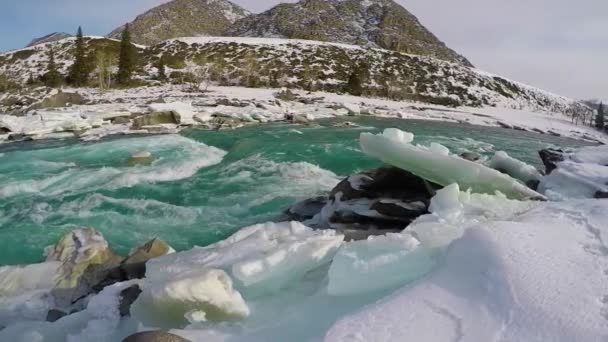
[0,31,596,123]
[1,26,140,92]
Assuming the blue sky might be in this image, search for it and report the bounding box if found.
[0,0,606,100]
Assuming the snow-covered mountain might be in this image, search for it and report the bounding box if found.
[107,0,250,46]
[0,36,590,116]
[226,0,472,66]
[26,32,73,48]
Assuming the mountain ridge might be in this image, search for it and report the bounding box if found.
[107,0,251,46]
[226,0,472,66]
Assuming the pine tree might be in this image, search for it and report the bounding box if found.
[43,48,63,88]
[157,56,166,81]
[117,24,138,86]
[68,26,89,86]
[346,70,363,96]
[596,102,605,130]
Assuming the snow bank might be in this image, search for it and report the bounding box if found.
[360,128,544,200]
[326,199,608,342]
[327,233,435,296]
[539,144,608,200]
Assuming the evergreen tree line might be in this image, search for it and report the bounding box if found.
[596,102,605,131]
[40,25,138,88]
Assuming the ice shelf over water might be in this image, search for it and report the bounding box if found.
[360,128,545,200]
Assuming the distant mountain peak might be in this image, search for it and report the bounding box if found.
[227,0,471,66]
[26,32,73,48]
[107,0,251,46]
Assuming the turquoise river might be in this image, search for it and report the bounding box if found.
[0,117,591,265]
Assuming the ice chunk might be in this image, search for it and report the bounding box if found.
[327,233,435,296]
[428,183,463,220]
[429,142,450,156]
[146,222,344,292]
[490,151,542,184]
[382,128,414,144]
[360,128,545,200]
[133,269,249,328]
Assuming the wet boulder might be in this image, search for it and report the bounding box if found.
[45,228,119,289]
[287,167,440,237]
[539,148,565,175]
[128,152,153,166]
[119,284,143,317]
[132,111,179,129]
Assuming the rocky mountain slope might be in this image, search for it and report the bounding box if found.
[226,0,472,66]
[107,0,250,46]
[26,32,73,48]
[0,37,589,116]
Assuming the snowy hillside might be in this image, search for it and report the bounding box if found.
[0,36,591,115]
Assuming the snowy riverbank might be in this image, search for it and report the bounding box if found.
[1,85,606,145]
[0,128,606,341]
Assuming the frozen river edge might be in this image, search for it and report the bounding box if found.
[1,127,607,341]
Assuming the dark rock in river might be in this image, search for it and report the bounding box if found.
[595,191,608,199]
[539,149,565,175]
[123,331,192,342]
[46,309,68,322]
[119,284,142,317]
[287,167,441,238]
[459,152,481,162]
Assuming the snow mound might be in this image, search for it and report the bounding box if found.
[327,233,435,296]
[326,199,608,342]
[539,144,608,200]
[132,269,249,328]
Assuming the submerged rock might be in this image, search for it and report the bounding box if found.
[128,151,153,166]
[45,309,67,322]
[123,331,191,342]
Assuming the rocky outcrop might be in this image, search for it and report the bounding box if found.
[287,166,440,238]
[132,111,179,129]
[26,32,72,48]
[28,91,85,111]
[539,148,565,175]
